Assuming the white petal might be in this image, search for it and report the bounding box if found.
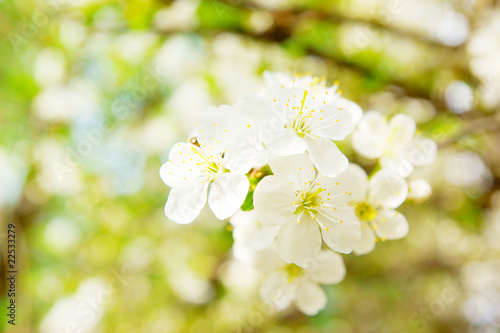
[263,127,306,156]
[308,250,346,285]
[276,214,322,267]
[252,248,286,274]
[352,111,388,159]
[269,153,315,188]
[195,105,235,151]
[403,137,437,167]
[160,142,201,187]
[388,113,416,146]
[164,180,208,224]
[318,209,361,254]
[237,94,275,127]
[223,129,262,174]
[369,170,408,209]
[229,209,254,228]
[208,174,249,220]
[312,97,362,140]
[254,176,296,226]
[321,163,369,203]
[379,156,414,178]
[295,280,327,316]
[304,136,348,177]
[353,225,376,255]
[374,210,409,240]
[407,178,432,202]
[232,212,280,251]
[260,273,295,311]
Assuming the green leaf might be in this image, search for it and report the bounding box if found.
[241,190,254,211]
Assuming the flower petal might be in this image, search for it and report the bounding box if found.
[308,250,346,285]
[403,137,438,167]
[276,214,322,267]
[160,142,201,187]
[352,111,388,159]
[195,105,235,151]
[312,97,362,141]
[164,180,208,224]
[318,209,361,254]
[252,248,286,274]
[237,94,274,127]
[229,209,255,228]
[254,176,296,226]
[379,156,414,178]
[369,170,408,209]
[269,153,315,188]
[374,210,409,240]
[388,113,416,146]
[295,280,327,316]
[208,174,249,220]
[260,273,295,311]
[321,163,369,204]
[263,127,306,156]
[353,225,376,255]
[304,136,348,177]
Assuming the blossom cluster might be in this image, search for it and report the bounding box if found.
[160,72,437,315]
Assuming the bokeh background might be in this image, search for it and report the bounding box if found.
[1,0,500,332]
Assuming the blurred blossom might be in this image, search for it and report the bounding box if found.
[433,11,469,47]
[33,79,100,123]
[91,135,147,195]
[154,35,206,81]
[34,139,84,195]
[122,237,153,273]
[154,0,200,32]
[44,217,81,253]
[168,267,214,304]
[434,219,464,259]
[252,0,291,10]
[445,81,473,114]
[165,79,213,134]
[85,32,115,56]
[462,261,500,330]
[133,115,180,154]
[245,10,274,34]
[211,33,269,100]
[467,10,500,108]
[400,97,437,123]
[0,149,27,208]
[113,32,159,64]
[218,259,261,294]
[59,17,87,50]
[33,48,67,87]
[230,210,280,263]
[92,5,122,30]
[407,178,432,202]
[444,151,492,192]
[39,278,109,333]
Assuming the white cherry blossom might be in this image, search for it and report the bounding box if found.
[252,247,346,316]
[160,105,261,224]
[238,71,362,177]
[229,209,280,263]
[253,153,361,266]
[338,164,409,255]
[352,111,437,177]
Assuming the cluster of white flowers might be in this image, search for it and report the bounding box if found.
[160,72,437,315]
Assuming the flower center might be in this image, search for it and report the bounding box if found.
[191,146,227,180]
[283,263,304,283]
[293,187,323,215]
[284,89,313,138]
[355,202,378,221]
